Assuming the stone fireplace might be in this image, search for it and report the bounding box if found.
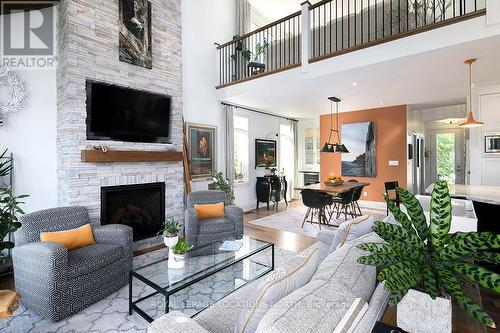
[101,183,165,241]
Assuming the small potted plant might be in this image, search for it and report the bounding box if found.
[157,219,180,248]
[357,180,500,332]
[170,238,193,262]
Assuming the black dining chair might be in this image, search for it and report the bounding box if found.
[332,188,357,221]
[384,181,400,215]
[348,179,364,217]
[300,189,333,229]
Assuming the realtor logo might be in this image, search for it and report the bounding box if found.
[1,1,57,69]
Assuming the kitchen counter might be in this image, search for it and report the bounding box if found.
[425,183,500,206]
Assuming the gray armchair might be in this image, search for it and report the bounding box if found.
[12,206,133,321]
[185,190,243,247]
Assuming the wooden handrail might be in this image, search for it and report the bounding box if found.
[309,0,334,10]
[216,10,301,49]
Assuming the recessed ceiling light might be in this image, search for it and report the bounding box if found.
[352,82,358,86]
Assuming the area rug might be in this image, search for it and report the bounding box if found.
[248,205,386,238]
[1,246,296,333]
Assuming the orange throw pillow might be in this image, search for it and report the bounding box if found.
[40,224,96,250]
[194,202,225,220]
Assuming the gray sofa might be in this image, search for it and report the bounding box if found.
[185,190,244,247]
[148,229,390,333]
[12,206,133,321]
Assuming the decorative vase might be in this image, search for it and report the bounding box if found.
[397,289,452,333]
[168,249,185,269]
[163,235,178,248]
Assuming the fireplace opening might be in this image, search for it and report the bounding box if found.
[101,182,165,241]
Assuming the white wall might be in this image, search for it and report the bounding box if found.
[0,69,58,213]
[182,0,236,191]
[469,82,500,185]
[233,109,292,211]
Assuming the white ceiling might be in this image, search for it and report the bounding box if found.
[222,34,500,119]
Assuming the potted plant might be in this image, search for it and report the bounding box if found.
[157,218,181,247]
[357,180,499,332]
[170,238,193,262]
[0,149,28,272]
[207,171,235,205]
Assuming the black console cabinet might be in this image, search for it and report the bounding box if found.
[256,175,288,210]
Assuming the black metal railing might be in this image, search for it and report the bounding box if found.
[309,0,486,62]
[216,11,302,88]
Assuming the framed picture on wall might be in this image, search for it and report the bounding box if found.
[119,0,152,69]
[186,123,217,180]
[255,139,277,168]
[341,121,376,177]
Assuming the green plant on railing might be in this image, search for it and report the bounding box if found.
[231,38,269,63]
[357,180,500,328]
[157,218,180,237]
[171,238,193,255]
[208,170,235,205]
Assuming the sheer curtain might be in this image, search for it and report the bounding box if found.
[224,104,235,183]
[291,120,299,199]
[236,0,252,36]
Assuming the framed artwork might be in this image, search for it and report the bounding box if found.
[186,123,217,179]
[341,121,376,177]
[119,0,152,69]
[255,139,277,168]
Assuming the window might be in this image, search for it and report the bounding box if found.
[280,124,295,198]
[304,127,321,167]
[234,116,249,182]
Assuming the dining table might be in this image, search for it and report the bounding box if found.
[294,181,371,196]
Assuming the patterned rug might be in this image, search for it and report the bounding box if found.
[248,205,386,238]
[1,246,296,333]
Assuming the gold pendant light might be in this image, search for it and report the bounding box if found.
[459,58,484,128]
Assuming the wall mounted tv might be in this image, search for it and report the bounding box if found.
[86,80,172,144]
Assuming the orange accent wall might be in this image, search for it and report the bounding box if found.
[320,105,407,202]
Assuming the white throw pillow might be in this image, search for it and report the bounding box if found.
[329,214,376,252]
[333,298,369,333]
[234,248,320,333]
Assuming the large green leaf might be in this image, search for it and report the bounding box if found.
[397,187,429,241]
[357,254,399,266]
[357,243,394,254]
[429,180,452,249]
[390,240,426,262]
[372,221,424,249]
[378,261,423,292]
[439,232,500,260]
[422,265,438,299]
[449,262,500,293]
[388,289,408,307]
[471,252,500,265]
[384,195,414,233]
[437,264,496,328]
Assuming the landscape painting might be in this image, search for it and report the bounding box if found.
[119,0,152,69]
[341,121,376,177]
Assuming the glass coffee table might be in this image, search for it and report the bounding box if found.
[129,236,274,322]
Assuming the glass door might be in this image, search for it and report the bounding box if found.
[429,129,466,185]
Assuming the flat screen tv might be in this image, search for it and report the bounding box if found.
[86,80,171,143]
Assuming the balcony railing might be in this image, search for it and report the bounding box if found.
[216,11,302,88]
[309,0,486,62]
[216,0,486,88]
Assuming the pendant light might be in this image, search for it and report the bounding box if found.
[321,97,349,153]
[459,58,484,128]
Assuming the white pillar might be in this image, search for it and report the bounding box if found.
[300,1,311,72]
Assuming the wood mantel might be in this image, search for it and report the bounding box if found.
[81,150,183,163]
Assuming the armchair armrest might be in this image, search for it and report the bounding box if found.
[93,224,133,271]
[148,311,210,333]
[185,208,200,247]
[225,205,243,237]
[316,230,337,246]
[13,241,68,271]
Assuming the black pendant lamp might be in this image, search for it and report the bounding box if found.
[321,97,349,153]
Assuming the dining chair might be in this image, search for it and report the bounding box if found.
[332,188,356,221]
[300,189,333,229]
[347,179,364,216]
[384,181,400,215]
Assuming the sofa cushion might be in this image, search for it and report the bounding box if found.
[235,248,321,333]
[40,223,96,250]
[67,243,123,279]
[313,232,381,302]
[329,214,376,252]
[194,202,225,219]
[198,217,234,234]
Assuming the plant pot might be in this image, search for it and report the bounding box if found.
[168,249,185,269]
[163,235,178,248]
[173,252,186,261]
[397,289,452,333]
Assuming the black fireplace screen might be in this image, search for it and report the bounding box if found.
[101,182,165,241]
